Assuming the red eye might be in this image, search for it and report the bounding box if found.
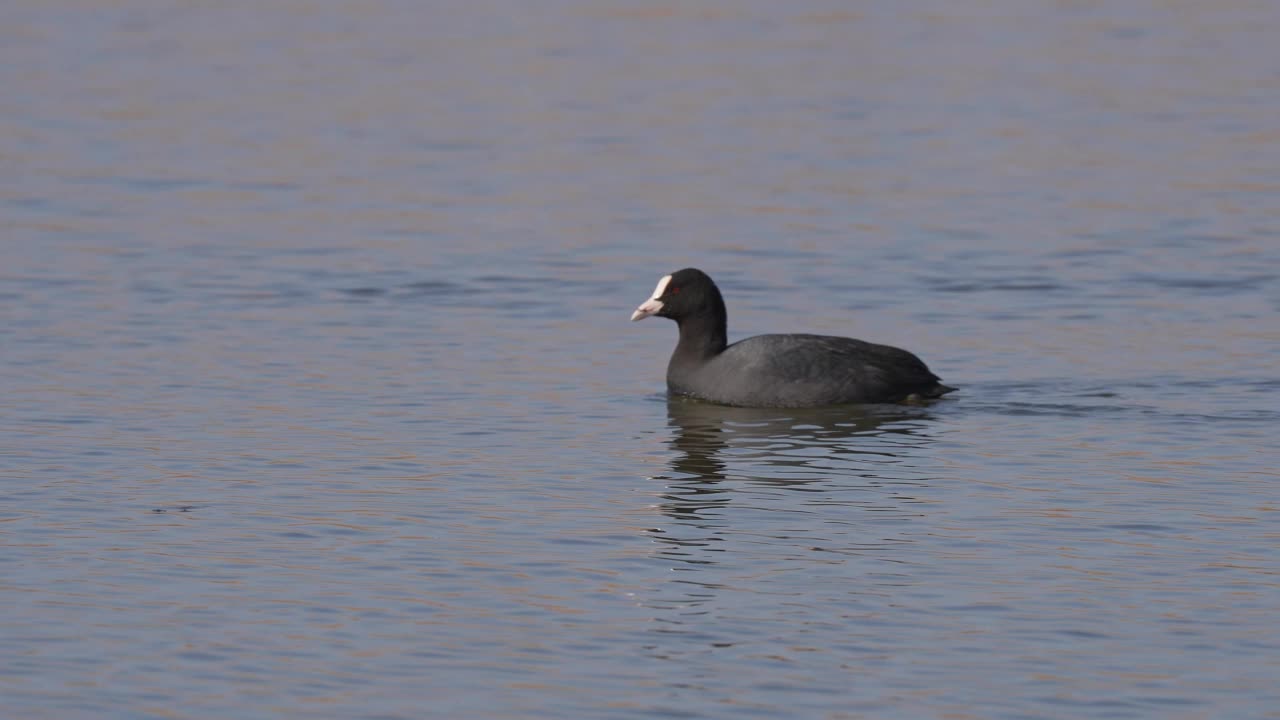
[671,286,680,294]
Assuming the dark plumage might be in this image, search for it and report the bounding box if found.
[631,268,955,408]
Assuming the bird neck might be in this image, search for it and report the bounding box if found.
[673,309,727,362]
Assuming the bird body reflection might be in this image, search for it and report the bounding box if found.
[656,396,940,524]
[642,397,945,625]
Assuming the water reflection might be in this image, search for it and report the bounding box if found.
[655,396,940,524]
[643,398,943,619]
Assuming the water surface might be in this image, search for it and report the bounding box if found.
[3,2,1279,719]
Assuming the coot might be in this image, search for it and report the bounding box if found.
[631,268,955,408]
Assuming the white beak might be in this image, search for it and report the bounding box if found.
[630,274,672,322]
[630,298,663,321]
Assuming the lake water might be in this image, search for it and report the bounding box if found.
[3,2,1279,718]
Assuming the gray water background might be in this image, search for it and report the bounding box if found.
[3,2,1279,718]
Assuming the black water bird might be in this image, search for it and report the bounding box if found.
[631,268,955,408]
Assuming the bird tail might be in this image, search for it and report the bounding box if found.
[926,383,957,398]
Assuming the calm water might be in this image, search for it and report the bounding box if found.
[4,2,1279,718]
